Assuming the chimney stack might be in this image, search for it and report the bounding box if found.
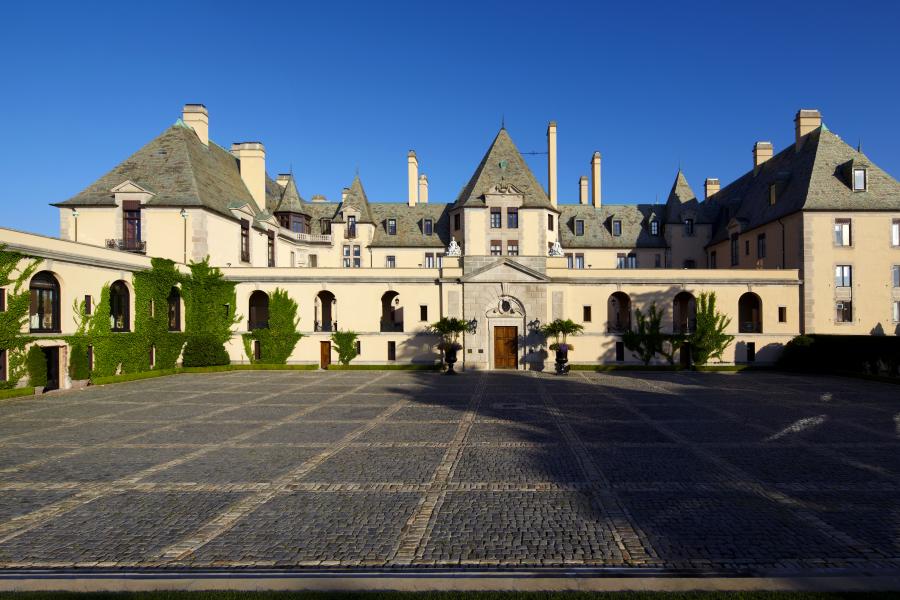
[794,109,822,147]
[183,104,209,147]
[705,178,720,200]
[231,142,266,211]
[591,151,602,209]
[547,121,558,207]
[418,174,429,204]
[579,176,588,204]
[407,150,418,207]
[753,141,773,171]
[341,187,349,202]
[276,173,291,188]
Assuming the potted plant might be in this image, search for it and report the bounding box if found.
[540,318,584,375]
[429,317,469,375]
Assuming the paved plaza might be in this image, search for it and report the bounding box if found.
[0,369,898,574]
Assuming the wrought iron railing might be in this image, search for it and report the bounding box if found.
[106,239,146,253]
[314,320,338,332]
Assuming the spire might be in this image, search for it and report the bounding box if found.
[665,169,698,223]
[341,174,374,223]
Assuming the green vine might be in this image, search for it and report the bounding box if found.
[331,330,359,366]
[181,258,239,367]
[0,245,40,389]
[241,288,302,364]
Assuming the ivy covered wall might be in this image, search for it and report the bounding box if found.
[242,288,302,364]
[0,246,39,388]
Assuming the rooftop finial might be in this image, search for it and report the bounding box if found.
[501,114,505,130]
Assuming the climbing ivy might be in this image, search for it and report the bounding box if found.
[242,288,302,364]
[134,258,185,370]
[181,258,238,367]
[331,330,359,366]
[0,245,40,389]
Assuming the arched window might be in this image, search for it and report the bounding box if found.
[673,292,697,334]
[380,291,402,332]
[109,281,130,332]
[607,292,631,334]
[248,291,269,330]
[29,271,60,333]
[167,287,181,332]
[316,291,336,332]
[739,292,763,333]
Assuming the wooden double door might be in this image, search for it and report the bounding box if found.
[493,326,518,369]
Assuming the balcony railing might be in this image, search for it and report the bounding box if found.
[314,320,338,332]
[297,232,332,244]
[106,239,146,253]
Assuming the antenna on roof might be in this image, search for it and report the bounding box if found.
[857,139,862,153]
[501,115,506,130]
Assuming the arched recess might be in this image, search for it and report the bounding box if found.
[109,280,131,332]
[673,291,697,334]
[167,287,182,332]
[607,292,631,334]
[380,291,403,332]
[29,271,61,333]
[248,290,270,330]
[316,290,336,332]
[739,292,763,333]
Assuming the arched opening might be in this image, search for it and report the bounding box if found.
[29,271,60,333]
[739,292,763,333]
[673,291,697,334]
[607,292,631,334]
[109,280,130,332]
[380,291,403,332]
[316,291,336,332]
[248,290,270,330]
[167,287,181,332]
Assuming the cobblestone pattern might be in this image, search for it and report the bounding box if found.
[0,369,897,572]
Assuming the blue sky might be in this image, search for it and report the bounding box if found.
[2,0,899,236]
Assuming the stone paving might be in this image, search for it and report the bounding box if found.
[0,369,898,573]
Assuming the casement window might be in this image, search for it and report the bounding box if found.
[420,305,428,321]
[565,253,574,269]
[0,348,6,382]
[387,341,397,361]
[490,240,502,256]
[87,345,94,372]
[778,306,787,323]
[616,253,625,269]
[583,306,592,322]
[122,201,142,251]
[683,219,694,237]
[574,253,585,269]
[267,231,275,267]
[507,241,519,256]
[355,340,362,355]
[892,220,900,246]
[240,219,250,262]
[655,254,662,268]
[745,240,750,256]
[168,287,181,332]
[320,218,332,235]
[386,256,396,268]
[574,219,585,236]
[308,254,317,268]
[617,254,637,269]
[454,213,461,230]
[423,219,433,236]
[30,271,60,332]
[0,288,5,312]
[507,208,518,229]
[836,301,853,323]
[347,215,357,238]
[437,253,444,268]
[730,234,739,266]
[709,251,717,269]
[387,218,397,235]
[835,265,852,288]
[650,220,659,236]
[490,208,502,228]
[424,253,435,268]
[757,233,767,259]
[109,281,130,332]
[892,265,900,288]
[352,245,361,268]
[612,220,622,236]
[834,219,852,246]
[548,214,554,231]
[84,294,92,315]
[342,245,351,268]
[893,300,900,322]
[852,168,867,191]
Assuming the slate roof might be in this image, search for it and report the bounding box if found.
[55,122,263,218]
[339,176,376,223]
[558,204,667,249]
[369,203,451,248]
[267,175,306,214]
[453,128,553,210]
[706,126,900,244]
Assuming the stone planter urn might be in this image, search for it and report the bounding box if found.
[444,346,459,375]
[554,346,570,375]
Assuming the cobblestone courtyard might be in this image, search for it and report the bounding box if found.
[0,369,898,573]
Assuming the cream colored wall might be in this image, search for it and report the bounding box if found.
[143,208,191,263]
[706,212,803,270]
[666,223,711,267]
[463,208,487,256]
[520,209,552,255]
[59,206,118,248]
[369,248,444,268]
[562,247,665,269]
[802,211,900,335]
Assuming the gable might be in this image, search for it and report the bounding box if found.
[462,259,549,283]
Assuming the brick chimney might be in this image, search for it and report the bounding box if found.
[795,109,822,148]
[407,150,418,207]
[753,141,773,172]
[591,151,602,209]
[183,104,209,147]
[579,176,588,204]
[547,121,558,207]
[231,142,266,210]
[705,178,720,200]
[418,174,429,204]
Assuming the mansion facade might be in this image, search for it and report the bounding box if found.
[2,104,899,389]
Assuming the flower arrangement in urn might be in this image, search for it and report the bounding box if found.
[429,317,470,374]
[540,318,584,375]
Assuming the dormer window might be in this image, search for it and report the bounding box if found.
[387,218,397,235]
[612,220,622,237]
[320,218,332,235]
[853,168,867,191]
[424,219,433,236]
[650,220,659,236]
[574,219,585,236]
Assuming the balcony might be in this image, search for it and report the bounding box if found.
[296,232,332,244]
[106,239,146,253]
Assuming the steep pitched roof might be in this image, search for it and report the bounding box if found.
[664,170,703,223]
[454,128,553,209]
[558,204,667,249]
[369,203,451,248]
[55,122,263,217]
[339,175,375,223]
[267,175,306,214]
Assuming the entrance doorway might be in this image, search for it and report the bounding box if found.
[42,346,60,391]
[493,326,518,369]
[320,341,331,369]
